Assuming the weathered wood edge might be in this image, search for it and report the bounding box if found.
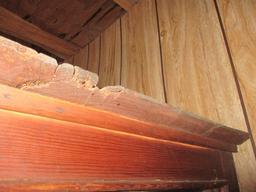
[0,84,236,152]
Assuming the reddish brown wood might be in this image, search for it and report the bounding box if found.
[0,83,239,153]
[0,108,227,191]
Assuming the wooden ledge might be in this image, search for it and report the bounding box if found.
[0,106,229,191]
[0,35,249,152]
[0,35,246,191]
[0,84,244,152]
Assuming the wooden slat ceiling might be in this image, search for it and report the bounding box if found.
[0,0,138,59]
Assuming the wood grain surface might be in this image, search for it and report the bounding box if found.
[216,0,256,148]
[99,20,121,87]
[0,83,246,153]
[0,85,240,191]
[87,37,100,74]
[216,0,256,190]
[0,108,225,180]
[0,96,229,191]
[121,0,165,101]
[156,0,256,191]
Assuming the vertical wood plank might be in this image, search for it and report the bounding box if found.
[99,19,121,87]
[88,37,100,74]
[121,0,165,102]
[216,0,256,190]
[156,0,256,191]
[73,45,88,69]
[216,0,256,149]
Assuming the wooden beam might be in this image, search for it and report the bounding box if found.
[0,6,80,59]
[113,0,139,11]
[0,108,227,191]
[0,83,238,152]
[0,35,249,153]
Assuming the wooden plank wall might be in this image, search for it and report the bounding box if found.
[121,0,165,101]
[66,0,256,191]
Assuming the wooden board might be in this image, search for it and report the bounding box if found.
[0,83,243,153]
[216,1,256,190]
[217,0,256,152]
[87,37,100,74]
[156,0,256,191]
[121,0,165,101]
[0,107,227,191]
[99,20,121,87]
[0,108,225,181]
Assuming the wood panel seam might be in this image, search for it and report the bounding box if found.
[155,0,168,103]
